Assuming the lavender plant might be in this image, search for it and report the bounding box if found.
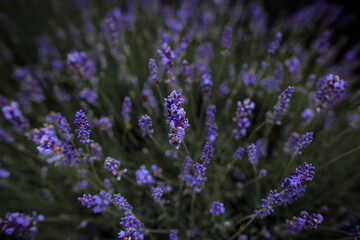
[0,1,360,239]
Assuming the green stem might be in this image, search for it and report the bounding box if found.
[281,155,296,181]
[318,145,360,172]
[252,163,260,201]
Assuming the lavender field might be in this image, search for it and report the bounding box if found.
[0,0,360,239]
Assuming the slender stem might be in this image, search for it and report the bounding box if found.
[281,155,296,181]
[182,141,191,157]
[191,191,195,227]
[250,55,270,100]
[230,211,261,240]
[254,120,267,133]
[150,136,166,153]
[318,145,360,172]
[252,163,260,201]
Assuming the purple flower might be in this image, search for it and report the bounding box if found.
[135,165,154,186]
[122,97,132,126]
[79,88,97,103]
[238,235,248,240]
[102,8,125,59]
[267,86,294,125]
[158,42,177,86]
[292,132,314,155]
[268,32,282,55]
[139,115,153,137]
[78,190,112,214]
[287,211,324,234]
[96,116,113,136]
[13,67,45,104]
[248,143,259,165]
[74,109,93,144]
[242,68,258,87]
[152,187,164,202]
[47,112,73,142]
[313,74,347,113]
[187,163,207,193]
[0,168,10,178]
[149,58,158,83]
[170,229,178,240]
[114,193,133,211]
[210,201,225,216]
[350,225,360,239]
[262,63,283,92]
[201,142,214,165]
[205,105,216,126]
[2,101,29,130]
[67,51,95,79]
[207,123,218,143]
[164,90,190,149]
[201,73,213,100]
[255,162,315,219]
[314,30,331,64]
[301,108,315,123]
[151,164,162,177]
[0,212,44,239]
[232,99,255,139]
[234,147,245,160]
[179,156,192,181]
[183,60,194,84]
[104,157,128,181]
[259,169,267,179]
[119,211,146,240]
[0,126,14,143]
[285,57,301,82]
[221,24,232,56]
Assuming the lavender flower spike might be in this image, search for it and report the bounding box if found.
[268,32,282,55]
[210,201,225,216]
[267,86,294,125]
[2,101,29,130]
[248,143,259,165]
[164,90,189,149]
[221,24,232,56]
[232,99,255,139]
[138,115,153,137]
[313,74,347,113]
[254,162,315,219]
[201,73,213,100]
[287,211,324,234]
[74,109,94,144]
[292,132,314,155]
[148,58,158,83]
[122,96,132,127]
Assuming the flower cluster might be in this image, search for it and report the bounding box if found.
[254,162,315,219]
[74,109,93,144]
[232,99,255,139]
[2,101,29,130]
[78,190,112,214]
[313,74,347,113]
[210,201,225,216]
[267,86,294,125]
[292,132,314,155]
[0,212,44,239]
[104,157,128,181]
[122,96,132,126]
[135,165,155,186]
[67,51,95,79]
[201,142,214,165]
[164,90,189,149]
[286,211,324,234]
[268,32,282,55]
[138,115,153,137]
